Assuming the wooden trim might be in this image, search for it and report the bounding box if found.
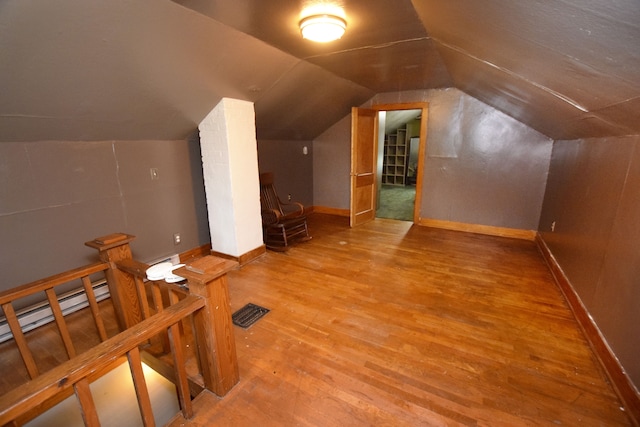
[311,206,350,217]
[184,242,265,266]
[168,322,193,419]
[418,218,537,241]
[0,262,109,304]
[179,243,212,263]
[371,102,429,112]
[14,357,129,426]
[0,295,205,425]
[1,302,39,379]
[81,276,108,342]
[127,346,155,426]
[88,237,140,330]
[45,288,76,359]
[413,105,428,224]
[177,257,240,396]
[210,245,265,267]
[536,234,640,426]
[85,233,136,252]
[74,378,100,427]
[369,102,429,225]
[238,245,266,265]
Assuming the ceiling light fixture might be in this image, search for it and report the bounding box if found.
[299,13,347,43]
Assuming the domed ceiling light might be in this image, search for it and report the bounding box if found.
[299,3,347,43]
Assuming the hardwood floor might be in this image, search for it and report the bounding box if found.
[2,214,634,425]
[208,214,632,426]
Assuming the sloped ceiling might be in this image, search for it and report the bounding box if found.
[0,0,638,142]
[413,0,640,140]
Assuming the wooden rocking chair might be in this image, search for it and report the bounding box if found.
[259,172,311,251]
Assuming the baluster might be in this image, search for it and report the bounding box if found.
[45,288,77,359]
[81,276,108,342]
[1,302,38,379]
[128,346,155,427]
[168,321,193,418]
[150,282,170,353]
[133,275,151,320]
[74,378,101,427]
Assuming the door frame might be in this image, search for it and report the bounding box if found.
[371,102,428,223]
[349,107,379,227]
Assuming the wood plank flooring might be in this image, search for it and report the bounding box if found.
[2,214,634,426]
[199,214,632,426]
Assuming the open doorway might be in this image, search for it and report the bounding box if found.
[375,107,424,222]
[349,103,427,228]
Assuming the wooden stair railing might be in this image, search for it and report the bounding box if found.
[0,295,205,426]
[0,261,112,381]
[112,255,241,397]
[1,233,240,426]
[85,233,241,396]
[112,258,188,355]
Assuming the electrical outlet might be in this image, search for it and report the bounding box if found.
[150,168,159,180]
[551,221,556,232]
[288,194,292,201]
[173,233,181,245]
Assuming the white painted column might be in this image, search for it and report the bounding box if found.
[198,98,263,257]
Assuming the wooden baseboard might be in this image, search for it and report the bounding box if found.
[179,243,212,263]
[180,243,265,267]
[536,234,640,426]
[418,218,536,241]
[311,206,350,217]
[210,244,266,267]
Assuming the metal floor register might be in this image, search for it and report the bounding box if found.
[232,303,270,329]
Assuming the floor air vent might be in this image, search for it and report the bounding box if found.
[232,303,269,329]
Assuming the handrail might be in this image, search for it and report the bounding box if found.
[0,262,109,305]
[114,258,190,356]
[1,231,240,426]
[115,258,189,299]
[0,294,205,426]
[0,261,112,381]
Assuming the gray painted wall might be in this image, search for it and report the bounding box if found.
[1,138,209,300]
[313,88,553,230]
[539,135,640,388]
[313,115,352,211]
[257,139,314,207]
[420,90,552,229]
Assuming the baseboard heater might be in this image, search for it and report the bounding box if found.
[0,254,180,343]
[0,280,112,344]
[0,254,181,345]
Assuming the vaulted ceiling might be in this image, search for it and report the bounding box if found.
[1,0,638,143]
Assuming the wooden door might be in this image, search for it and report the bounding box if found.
[350,107,378,227]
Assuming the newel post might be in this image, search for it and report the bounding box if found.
[85,233,141,331]
[175,256,240,396]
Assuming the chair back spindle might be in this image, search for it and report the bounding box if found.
[259,172,311,251]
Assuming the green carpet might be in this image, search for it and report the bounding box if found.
[377,185,415,221]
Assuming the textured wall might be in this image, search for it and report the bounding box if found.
[313,88,552,230]
[0,138,209,298]
[257,139,314,207]
[419,89,552,229]
[539,135,640,388]
[313,115,352,211]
